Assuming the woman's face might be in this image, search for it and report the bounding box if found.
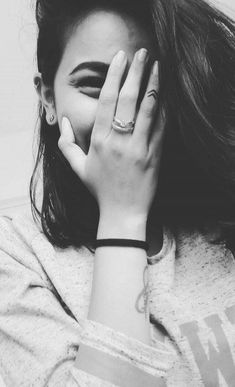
[53,9,157,153]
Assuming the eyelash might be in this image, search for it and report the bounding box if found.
[70,76,105,97]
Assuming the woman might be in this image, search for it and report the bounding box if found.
[0,0,234,385]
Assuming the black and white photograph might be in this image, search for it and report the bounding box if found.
[0,0,235,385]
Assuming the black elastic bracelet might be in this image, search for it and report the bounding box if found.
[94,238,149,252]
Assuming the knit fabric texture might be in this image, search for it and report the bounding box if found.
[0,211,234,386]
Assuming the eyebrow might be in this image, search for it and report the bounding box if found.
[69,61,110,76]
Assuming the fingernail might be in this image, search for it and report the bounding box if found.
[138,48,148,62]
[61,116,75,143]
[62,116,68,130]
[153,61,158,75]
[62,116,71,135]
[114,50,126,66]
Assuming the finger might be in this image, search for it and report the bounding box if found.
[132,61,159,148]
[148,107,166,156]
[91,50,127,141]
[112,48,149,136]
[58,117,86,180]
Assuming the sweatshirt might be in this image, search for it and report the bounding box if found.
[0,211,234,386]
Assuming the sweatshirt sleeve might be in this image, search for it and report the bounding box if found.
[0,244,79,387]
[71,318,174,386]
[0,216,174,386]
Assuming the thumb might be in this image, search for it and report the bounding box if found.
[58,117,86,180]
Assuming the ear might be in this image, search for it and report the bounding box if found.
[33,73,57,125]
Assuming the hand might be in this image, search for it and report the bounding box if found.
[58,49,166,220]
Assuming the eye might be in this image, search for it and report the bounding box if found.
[70,76,105,98]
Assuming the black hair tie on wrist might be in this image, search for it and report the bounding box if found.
[94,239,149,252]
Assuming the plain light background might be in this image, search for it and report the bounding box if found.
[0,0,37,215]
[0,0,235,216]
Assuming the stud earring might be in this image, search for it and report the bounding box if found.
[49,114,55,123]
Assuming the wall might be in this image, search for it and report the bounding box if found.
[0,0,235,216]
[0,0,37,216]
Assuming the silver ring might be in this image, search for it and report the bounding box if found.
[111,117,135,134]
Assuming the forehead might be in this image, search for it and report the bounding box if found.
[59,9,156,70]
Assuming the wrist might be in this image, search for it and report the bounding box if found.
[97,210,147,240]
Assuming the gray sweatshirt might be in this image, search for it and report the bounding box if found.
[0,212,234,386]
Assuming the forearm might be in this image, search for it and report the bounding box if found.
[88,212,150,344]
[74,212,159,385]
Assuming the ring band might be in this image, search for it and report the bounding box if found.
[111,123,134,133]
[113,118,135,128]
[112,116,135,134]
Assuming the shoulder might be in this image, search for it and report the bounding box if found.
[0,210,93,282]
[0,210,49,277]
[0,210,42,249]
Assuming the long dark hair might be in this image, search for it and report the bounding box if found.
[30,0,235,253]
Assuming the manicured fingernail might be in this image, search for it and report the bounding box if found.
[138,48,148,62]
[114,50,126,66]
[153,61,158,75]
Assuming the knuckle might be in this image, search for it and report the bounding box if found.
[119,91,137,104]
[95,113,106,128]
[92,136,103,151]
[130,148,147,164]
[99,91,116,105]
[141,101,155,118]
[109,142,123,157]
